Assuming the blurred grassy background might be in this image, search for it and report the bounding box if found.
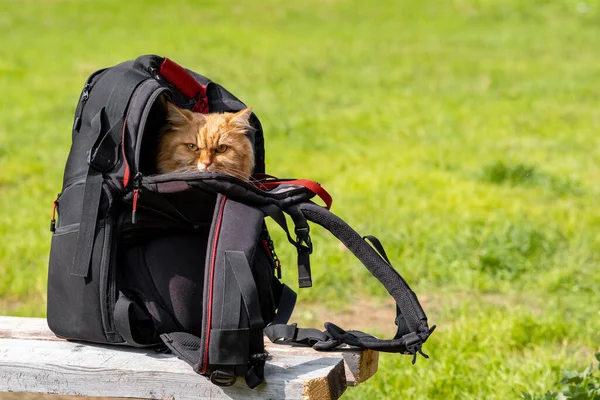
[1,0,599,398]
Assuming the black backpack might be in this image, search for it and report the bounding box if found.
[47,54,435,388]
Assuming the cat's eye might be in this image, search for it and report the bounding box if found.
[186,143,199,151]
[216,144,228,153]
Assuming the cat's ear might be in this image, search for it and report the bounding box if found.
[228,107,253,129]
[165,101,194,126]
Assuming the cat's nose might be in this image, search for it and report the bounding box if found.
[201,159,212,167]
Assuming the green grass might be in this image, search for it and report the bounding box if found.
[1,0,599,398]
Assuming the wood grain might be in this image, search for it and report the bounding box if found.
[0,316,378,386]
[0,338,345,400]
[0,317,380,399]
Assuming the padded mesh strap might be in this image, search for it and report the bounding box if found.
[160,331,203,372]
[264,202,436,361]
[298,203,431,335]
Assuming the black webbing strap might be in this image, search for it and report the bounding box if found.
[225,251,267,389]
[261,204,313,288]
[259,205,295,247]
[364,235,391,264]
[272,283,297,325]
[114,294,160,348]
[226,251,264,329]
[221,256,241,330]
[324,322,435,364]
[264,323,334,348]
[286,205,313,288]
[71,171,103,277]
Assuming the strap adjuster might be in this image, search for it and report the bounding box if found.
[250,352,269,363]
[294,226,313,254]
[210,370,237,387]
[402,332,430,364]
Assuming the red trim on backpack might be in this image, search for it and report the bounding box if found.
[121,118,130,187]
[259,179,333,210]
[202,196,227,374]
[159,58,209,114]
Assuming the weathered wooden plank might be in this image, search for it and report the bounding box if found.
[268,344,378,386]
[0,338,346,400]
[0,316,378,386]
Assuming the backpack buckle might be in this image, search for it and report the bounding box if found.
[402,332,430,364]
[294,226,313,254]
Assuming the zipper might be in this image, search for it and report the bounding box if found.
[49,193,60,232]
[261,228,282,279]
[73,83,90,132]
[131,172,143,224]
[72,68,108,132]
[106,214,124,340]
[201,196,227,374]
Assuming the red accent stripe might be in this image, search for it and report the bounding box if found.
[261,239,271,257]
[132,189,139,212]
[121,118,130,187]
[159,58,209,114]
[260,179,333,210]
[202,196,227,374]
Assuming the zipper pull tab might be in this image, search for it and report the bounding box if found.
[81,83,90,101]
[132,173,143,224]
[271,242,282,279]
[263,236,282,279]
[50,196,59,232]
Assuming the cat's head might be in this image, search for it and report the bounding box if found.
[156,99,255,180]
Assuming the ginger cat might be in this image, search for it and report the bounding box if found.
[156,97,255,180]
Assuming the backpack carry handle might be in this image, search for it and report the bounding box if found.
[257,179,333,210]
[158,57,209,113]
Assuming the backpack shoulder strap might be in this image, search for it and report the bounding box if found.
[264,202,435,362]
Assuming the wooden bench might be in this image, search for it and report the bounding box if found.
[0,317,378,399]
